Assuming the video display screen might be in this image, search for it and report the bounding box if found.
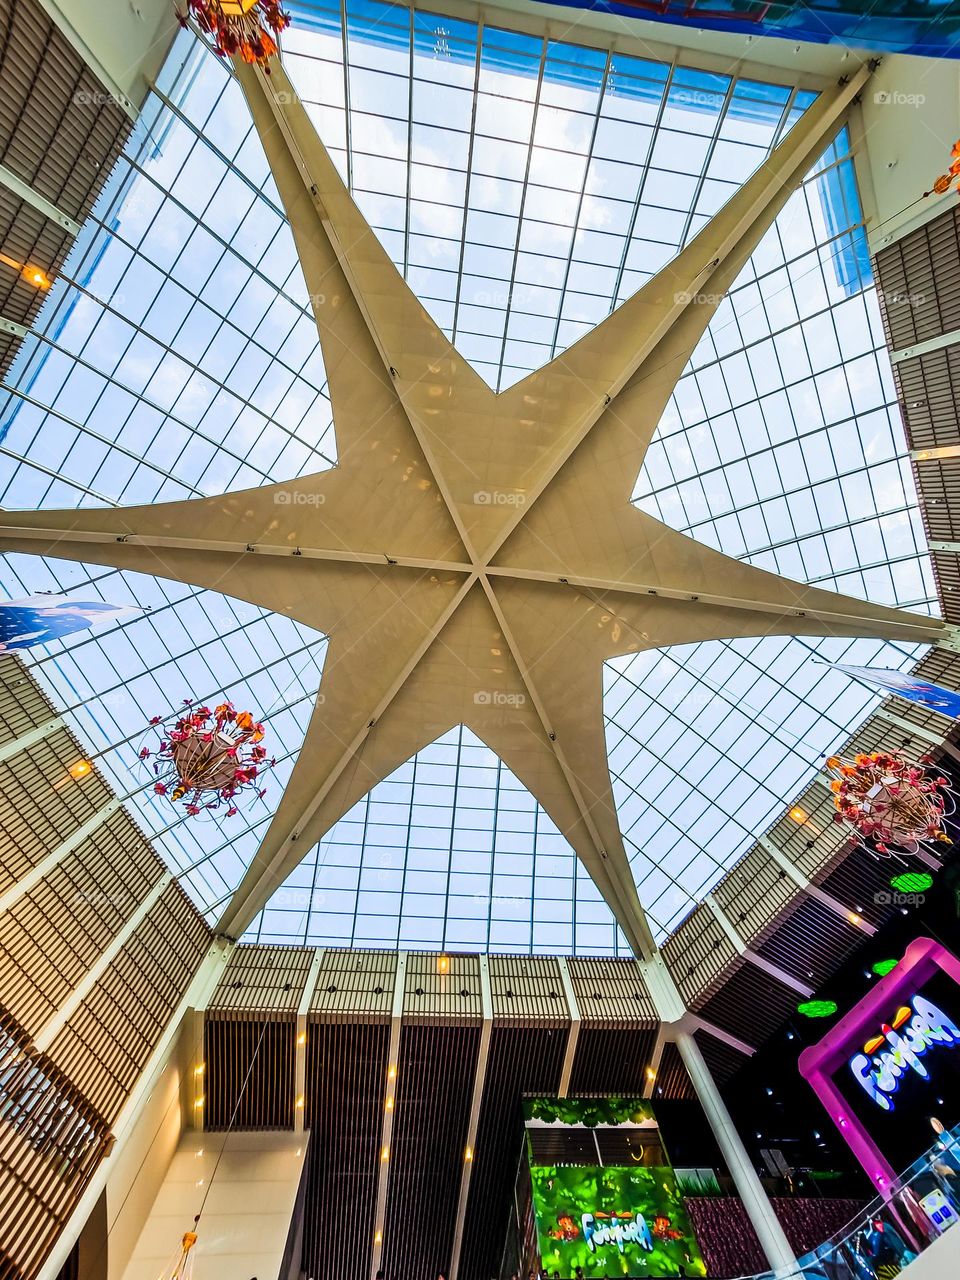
[827,968,960,1172]
[525,1098,706,1279]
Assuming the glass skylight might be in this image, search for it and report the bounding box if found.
[0,0,934,950]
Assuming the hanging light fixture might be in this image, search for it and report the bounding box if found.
[178,1,291,71]
[139,700,275,818]
[924,140,960,198]
[826,751,954,858]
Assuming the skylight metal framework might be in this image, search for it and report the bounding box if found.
[0,2,939,954]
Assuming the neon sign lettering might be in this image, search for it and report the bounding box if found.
[581,1211,653,1255]
[849,995,960,1110]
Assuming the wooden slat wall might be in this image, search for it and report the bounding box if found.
[301,1022,390,1280]
[568,955,657,1024]
[311,948,396,1023]
[48,881,208,1124]
[0,727,113,894]
[0,813,161,1034]
[0,1006,112,1280]
[488,955,567,1026]
[460,1026,566,1280]
[0,658,211,1278]
[0,0,131,379]
[381,1023,480,1280]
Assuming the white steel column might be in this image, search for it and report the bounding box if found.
[556,957,580,1098]
[449,954,493,1280]
[0,713,63,763]
[294,949,325,1133]
[675,1030,797,1277]
[370,951,407,1280]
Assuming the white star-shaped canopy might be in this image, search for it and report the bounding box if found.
[0,53,944,959]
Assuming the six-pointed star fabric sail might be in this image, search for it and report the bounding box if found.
[0,53,946,959]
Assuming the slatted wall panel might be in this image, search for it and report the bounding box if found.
[693,1027,751,1087]
[656,1041,693,1100]
[460,1026,566,1280]
[712,847,803,947]
[0,657,53,740]
[0,0,131,378]
[311,948,396,1022]
[204,1018,295,1130]
[0,812,162,1035]
[695,963,799,1047]
[381,1023,480,1280]
[662,905,741,1005]
[0,729,113,893]
[874,204,960,349]
[817,850,908,929]
[46,881,208,1124]
[301,1022,389,1280]
[0,1007,112,1280]
[567,1025,659,1095]
[403,951,483,1024]
[568,956,657,1023]
[488,956,567,1026]
[755,898,863,990]
[207,943,315,1015]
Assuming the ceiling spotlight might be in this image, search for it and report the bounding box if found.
[69,759,92,779]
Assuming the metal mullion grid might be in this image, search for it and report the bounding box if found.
[447,12,484,346]
[5,276,327,506]
[117,145,335,379]
[401,3,414,280]
[490,34,548,393]
[345,791,376,949]
[480,750,503,952]
[0,384,207,499]
[56,632,325,767]
[608,658,818,844]
[339,0,354,190]
[546,50,612,358]
[607,60,678,313]
[0,444,116,506]
[673,76,740,256]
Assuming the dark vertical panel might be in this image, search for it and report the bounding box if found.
[204,1017,294,1130]
[381,1024,480,1280]
[568,1026,657,1094]
[301,1022,389,1280]
[459,1026,565,1280]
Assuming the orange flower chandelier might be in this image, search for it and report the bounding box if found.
[178,0,290,70]
[140,700,274,817]
[827,751,954,858]
[924,140,960,198]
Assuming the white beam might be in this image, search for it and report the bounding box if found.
[0,796,120,916]
[294,949,325,1133]
[893,330,960,365]
[705,895,814,998]
[35,938,234,1280]
[556,957,580,1098]
[449,955,493,1280]
[0,713,63,764]
[0,161,81,235]
[33,872,172,1053]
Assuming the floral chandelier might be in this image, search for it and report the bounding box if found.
[140,701,274,818]
[178,0,290,69]
[925,140,960,198]
[827,751,954,858]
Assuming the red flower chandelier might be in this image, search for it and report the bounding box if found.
[140,700,274,817]
[178,0,290,70]
[924,140,960,198]
[827,751,954,858]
